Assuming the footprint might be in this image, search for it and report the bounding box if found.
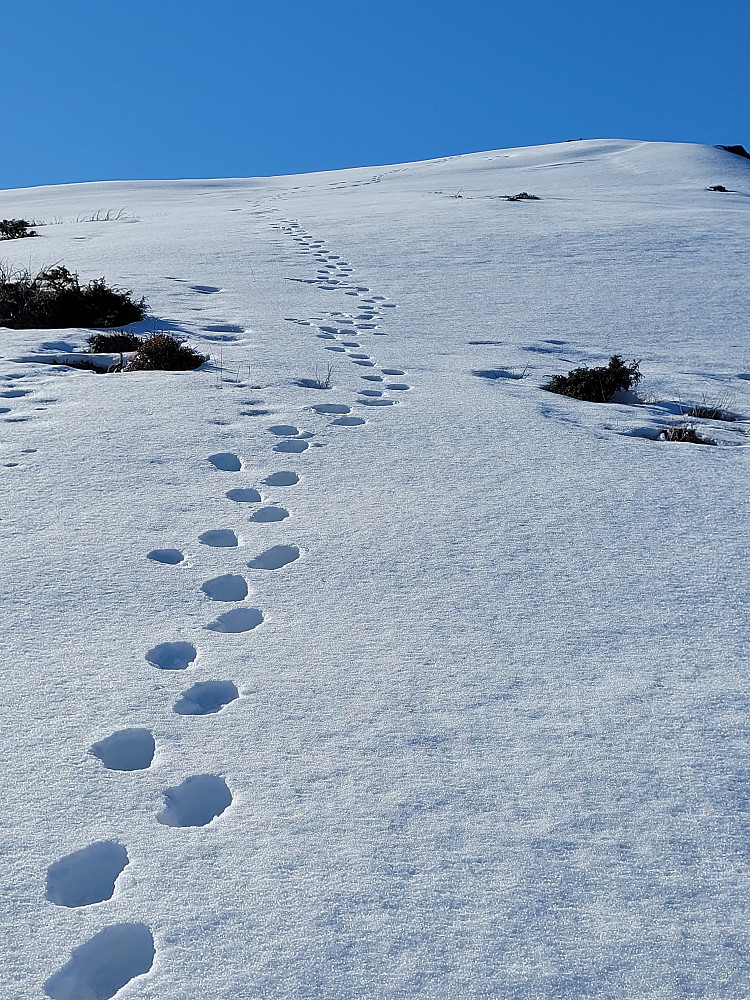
[44,924,155,1000]
[205,608,263,633]
[325,345,346,353]
[201,574,248,602]
[250,506,289,522]
[349,353,370,360]
[241,409,271,417]
[381,368,405,376]
[157,775,233,827]
[353,360,375,367]
[268,424,300,436]
[46,842,129,907]
[199,529,238,547]
[248,544,300,570]
[209,452,241,472]
[145,642,197,670]
[386,383,411,391]
[274,439,308,453]
[147,548,184,565]
[90,729,155,771]
[173,681,239,716]
[361,375,383,382]
[312,403,350,414]
[203,323,244,334]
[226,488,261,503]
[263,471,299,487]
[360,389,382,397]
[361,398,397,406]
[190,284,222,294]
[1,389,30,398]
[317,333,336,340]
[332,416,366,426]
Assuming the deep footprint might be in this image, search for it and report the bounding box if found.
[173,681,240,715]
[199,529,238,547]
[90,729,155,771]
[250,506,289,522]
[46,842,129,907]
[247,544,300,570]
[312,403,350,414]
[157,774,233,826]
[226,488,261,503]
[332,416,366,426]
[146,642,197,670]
[263,471,299,487]
[208,452,242,472]
[147,548,184,564]
[205,607,264,633]
[268,424,300,436]
[274,439,308,453]
[201,574,249,602]
[44,923,155,1000]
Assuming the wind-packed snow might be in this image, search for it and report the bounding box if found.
[1,139,749,999]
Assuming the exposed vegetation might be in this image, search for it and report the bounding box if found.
[659,424,716,446]
[125,333,206,371]
[0,264,146,329]
[506,192,540,201]
[0,219,38,240]
[707,185,729,192]
[87,331,143,353]
[543,355,642,403]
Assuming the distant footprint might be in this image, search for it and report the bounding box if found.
[332,416,366,426]
[201,574,248,601]
[386,383,411,391]
[263,471,299,487]
[157,774,233,826]
[268,424,300,436]
[147,548,184,565]
[209,452,241,472]
[173,681,239,715]
[361,398,397,406]
[44,924,155,1000]
[205,607,263,633]
[46,842,129,907]
[381,368,405,376]
[353,360,375,367]
[190,284,222,294]
[250,506,289,522]
[360,389,382,397]
[90,729,155,771]
[199,529,238,547]
[146,642,197,670]
[312,403,350,414]
[226,488,261,503]
[274,439,308,454]
[361,374,383,382]
[248,544,300,570]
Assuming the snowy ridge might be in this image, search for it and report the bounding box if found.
[1,139,750,999]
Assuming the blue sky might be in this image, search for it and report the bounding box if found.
[2,0,748,189]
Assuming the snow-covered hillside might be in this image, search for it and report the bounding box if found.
[1,139,749,999]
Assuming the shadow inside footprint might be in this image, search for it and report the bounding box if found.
[263,471,299,487]
[147,548,184,564]
[201,574,248,602]
[90,729,155,771]
[173,681,239,715]
[205,607,264,633]
[268,424,299,436]
[209,452,241,472]
[313,403,350,414]
[146,642,197,670]
[199,529,238,547]
[226,488,261,503]
[46,842,129,907]
[332,416,366,426]
[250,506,289,522]
[157,774,232,827]
[248,544,300,570]
[274,439,308,453]
[44,923,155,1000]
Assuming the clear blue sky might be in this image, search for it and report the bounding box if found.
[2,0,748,189]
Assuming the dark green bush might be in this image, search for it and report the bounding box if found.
[0,219,37,240]
[125,333,206,371]
[87,331,143,352]
[0,264,146,329]
[543,355,642,403]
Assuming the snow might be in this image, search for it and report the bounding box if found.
[1,139,749,998]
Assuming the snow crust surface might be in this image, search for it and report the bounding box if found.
[1,140,749,998]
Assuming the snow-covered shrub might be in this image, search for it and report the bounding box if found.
[0,219,37,240]
[125,333,206,371]
[543,354,642,403]
[659,423,716,446]
[0,264,146,329]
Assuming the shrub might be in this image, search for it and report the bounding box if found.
[0,264,146,329]
[0,219,37,240]
[86,331,143,352]
[506,192,540,201]
[707,185,729,192]
[543,355,642,403]
[125,333,206,371]
[659,423,716,446]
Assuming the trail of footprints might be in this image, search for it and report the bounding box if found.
[43,218,411,997]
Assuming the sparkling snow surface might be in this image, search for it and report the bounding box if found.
[1,140,749,999]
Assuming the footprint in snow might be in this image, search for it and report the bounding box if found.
[361,397,397,406]
[90,729,155,771]
[146,641,197,670]
[44,923,155,1000]
[353,360,375,367]
[250,506,289,522]
[360,389,382,397]
[361,374,383,382]
[46,842,129,907]
[173,681,239,715]
[332,415,366,426]
[381,368,405,376]
[157,774,233,826]
[268,424,300,436]
[312,403,350,414]
[190,284,222,294]
[263,471,299,486]
[199,529,238,547]
[274,439,308,453]
[386,383,411,391]
[205,607,263,633]
[248,544,300,570]
[209,452,241,472]
[201,574,248,602]
[226,488,261,503]
[147,548,184,565]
